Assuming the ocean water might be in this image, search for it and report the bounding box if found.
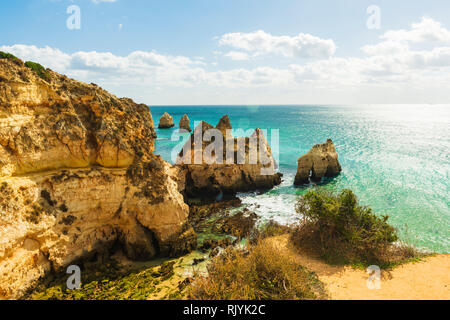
[151,105,450,253]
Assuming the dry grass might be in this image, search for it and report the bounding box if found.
[249,220,293,242]
[189,240,326,300]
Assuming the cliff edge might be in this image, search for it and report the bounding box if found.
[0,56,195,299]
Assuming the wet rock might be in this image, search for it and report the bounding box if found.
[188,197,242,227]
[200,238,235,252]
[212,209,258,238]
[160,226,198,257]
[192,258,205,266]
[158,261,175,280]
[294,139,342,185]
[178,277,193,290]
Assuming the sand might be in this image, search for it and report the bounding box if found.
[269,235,450,300]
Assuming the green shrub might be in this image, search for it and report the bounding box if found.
[25,61,50,82]
[189,240,326,300]
[290,189,417,266]
[0,51,19,61]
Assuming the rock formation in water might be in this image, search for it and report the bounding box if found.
[179,114,191,132]
[294,139,342,185]
[158,112,174,128]
[0,55,196,299]
[215,114,232,137]
[176,115,282,198]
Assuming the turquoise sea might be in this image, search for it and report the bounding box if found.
[151,105,450,253]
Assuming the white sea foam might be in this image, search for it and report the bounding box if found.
[237,173,300,226]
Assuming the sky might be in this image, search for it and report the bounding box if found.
[1,0,450,105]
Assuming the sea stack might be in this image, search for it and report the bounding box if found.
[215,115,233,138]
[179,114,191,132]
[294,139,342,185]
[176,115,282,198]
[158,112,175,128]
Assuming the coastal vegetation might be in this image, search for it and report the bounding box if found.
[25,259,185,300]
[0,51,19,61]
[290,189,420,267]
[23,188,425,301]
[189,240,326,300]
[24,61,50,81]
[1,56,440,300]
[0,51,50,81]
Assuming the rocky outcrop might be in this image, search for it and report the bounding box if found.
[158,112,174,129]
[0,56,195,299]
[294,139,342,185]
[212,208,257,238]
[215,114,232,137]
[176,116,282,198]
[188,198,242,227]
[179,114,191,132]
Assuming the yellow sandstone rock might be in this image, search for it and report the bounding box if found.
[179,114,191,132]
[158,112,174,128]
[0,57,195,299]
[176,115,282,198]
[294,139,342,185]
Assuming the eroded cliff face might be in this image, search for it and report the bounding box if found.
[176,116,282,198]
[0,57,195,299]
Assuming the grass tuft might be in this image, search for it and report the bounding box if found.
[24,61,50,82]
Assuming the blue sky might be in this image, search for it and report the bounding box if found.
[1,0,450,104]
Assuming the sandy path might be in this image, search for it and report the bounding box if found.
[269,235,450,300]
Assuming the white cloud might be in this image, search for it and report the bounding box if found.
[381,17,450,44]
[2,17,450,104]
[92,0,117,4]
[218,30,336,59]
[0,45,71,71]
[361,16,450,73]
[71,51,128,70]
[361,41,409,56]
[224,51,250,61]
[0,45,207,89]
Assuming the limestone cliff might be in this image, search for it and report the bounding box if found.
[176,116,282,198]
[0,56,195,299]
[294,139,342,185]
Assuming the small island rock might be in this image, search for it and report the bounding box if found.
[216,115,233,138]
[179,114,191,132]
[158,112,175,128]
[294,139,342,185]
